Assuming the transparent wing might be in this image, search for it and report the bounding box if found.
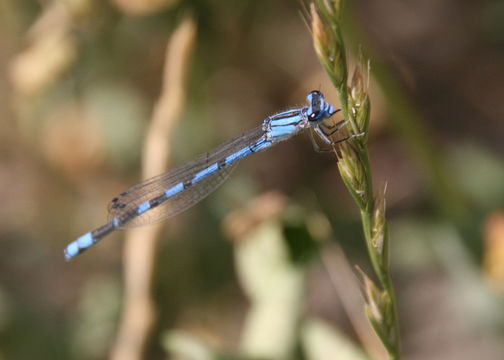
[107,126,265,228]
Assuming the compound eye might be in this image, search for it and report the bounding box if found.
[306,90,322,104]
[308,110,320,121]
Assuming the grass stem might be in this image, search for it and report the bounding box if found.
[310,1,400,358]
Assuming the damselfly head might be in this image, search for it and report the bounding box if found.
[306,90,334,122]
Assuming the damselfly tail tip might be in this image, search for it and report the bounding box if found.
[64,232,95,260]
[64,245,77,261]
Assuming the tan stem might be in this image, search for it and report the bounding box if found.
[109,16,196,360]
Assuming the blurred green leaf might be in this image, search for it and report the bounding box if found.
[447,143,504,209]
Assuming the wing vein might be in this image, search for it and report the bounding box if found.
[107,126,265,228]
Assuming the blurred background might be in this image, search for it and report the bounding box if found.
[1,0,504,359]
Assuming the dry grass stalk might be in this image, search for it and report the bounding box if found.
[110,16,196,360]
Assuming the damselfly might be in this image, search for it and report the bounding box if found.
[64,90,361,259]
